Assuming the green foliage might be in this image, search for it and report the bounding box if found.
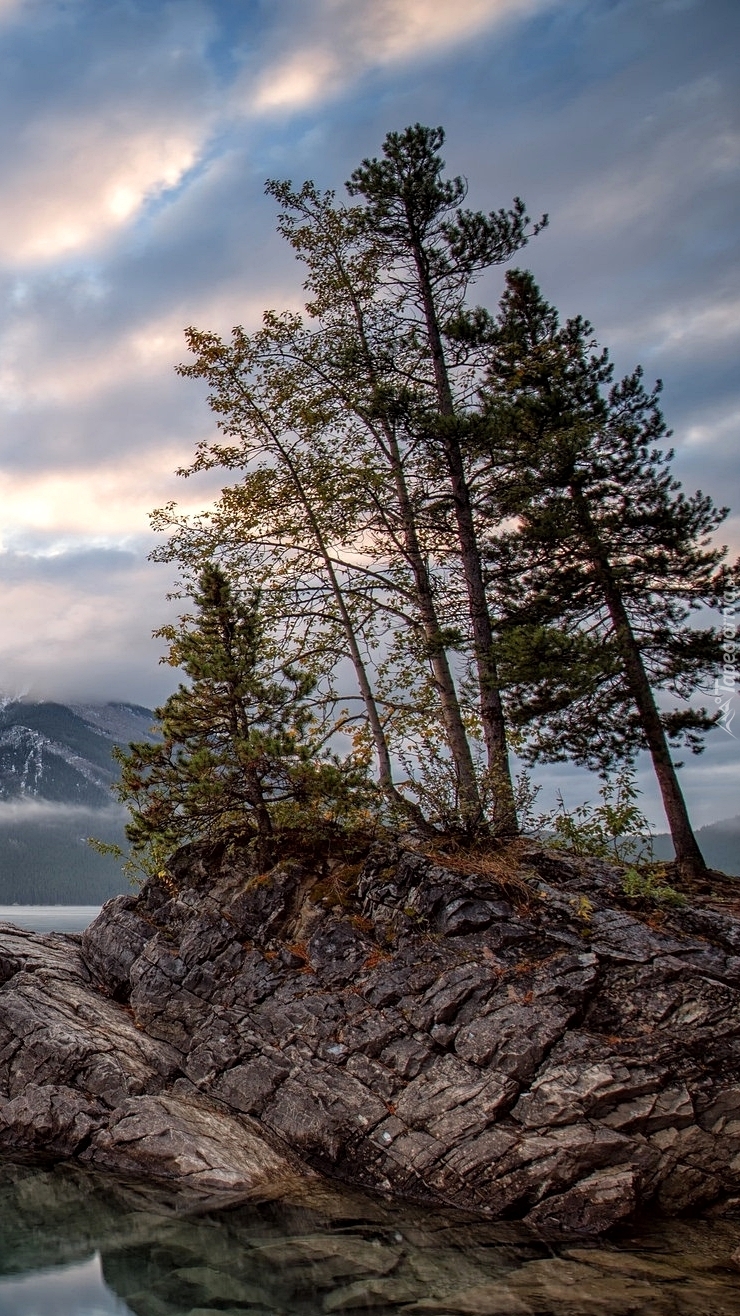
[621,867,685,907]
[483,270,735,774]
[534,769,655,865]
[153,125,549,837]
[477,269,735,875]
[143,125,726,867]
[113,564,375,876]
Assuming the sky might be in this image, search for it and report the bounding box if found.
[0,0,737,827]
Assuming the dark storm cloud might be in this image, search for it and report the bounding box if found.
[0,544,138,581]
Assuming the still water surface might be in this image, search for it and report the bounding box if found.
[0,906,101,933]
[0,1159,739,1315]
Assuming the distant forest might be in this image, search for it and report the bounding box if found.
[0,812,128,905]
[652,818,740,877]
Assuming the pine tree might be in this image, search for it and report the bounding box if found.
[480,271,736,880]
[346,124,546,833]
[114,564,371,873]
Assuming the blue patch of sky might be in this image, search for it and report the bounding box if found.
[201,0,267,82]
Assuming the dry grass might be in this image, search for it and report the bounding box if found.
[420,837,537,911]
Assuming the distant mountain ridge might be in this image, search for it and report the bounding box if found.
[0,700,156,807]
[651,815,740,877]
[0,700,155,905]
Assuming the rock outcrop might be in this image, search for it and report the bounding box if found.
[2,838,740,1235]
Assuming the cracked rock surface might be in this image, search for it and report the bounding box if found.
[2,838,740,1235]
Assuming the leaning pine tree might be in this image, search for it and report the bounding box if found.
[479,271,737,881]
[114,563,371,874]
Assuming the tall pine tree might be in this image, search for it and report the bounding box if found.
[347,125,546,833]
[480,271,736,880]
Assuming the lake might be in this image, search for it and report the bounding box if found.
[0,906,101,933]
[0,1158,739,1315]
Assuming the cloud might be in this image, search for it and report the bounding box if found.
[556,76,739,241]
[249,0,558,112]
[0,544,138,579]
[0,2,216,264]
[0,118,201,263]
[0,288,273,414]
[640,296,740,357]
[0,799,125,826]
[0,448,221,539]
[682,400,740,452]
[0,549,180,705]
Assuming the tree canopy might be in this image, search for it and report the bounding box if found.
[479,270,736,876]
[115,564,373,873]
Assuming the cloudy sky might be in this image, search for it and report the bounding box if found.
[0,0,737,825]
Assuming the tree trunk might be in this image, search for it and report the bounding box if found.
[325,247,483,826]
[571,487,707,881]
[383,427,483,824]
[275,433,435,835]
[408,228,518,834]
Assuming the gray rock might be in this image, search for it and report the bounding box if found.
[0,1083,104,1153]
[524,1166,638,1236]
[84,1093,304,1196]
[1,838,740,1234]
[214,1055,290,1114]
[82,895,154,1000]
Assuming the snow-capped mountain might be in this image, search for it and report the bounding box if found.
[0,701,156,904]
[0,700,155,807]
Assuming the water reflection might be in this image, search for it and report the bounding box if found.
[0,1253,130,1316]
[1,1158,739,1315]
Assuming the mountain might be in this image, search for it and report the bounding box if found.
[0,699,155,807]
[0,700,156,904]
[651,816,740,877]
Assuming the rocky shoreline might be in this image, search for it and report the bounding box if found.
[1,839,740,1237]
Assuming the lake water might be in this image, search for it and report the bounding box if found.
[0,906,101,933]
[0,1158,739,1315]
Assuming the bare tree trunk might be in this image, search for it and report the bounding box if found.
[407,230,518,834]
[571,487,707,881]
[319,236,484,825]
[382,426,483,823]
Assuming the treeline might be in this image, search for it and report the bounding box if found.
[116,125,737,882]
[652,818,740,877]
[0,814,128,904]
